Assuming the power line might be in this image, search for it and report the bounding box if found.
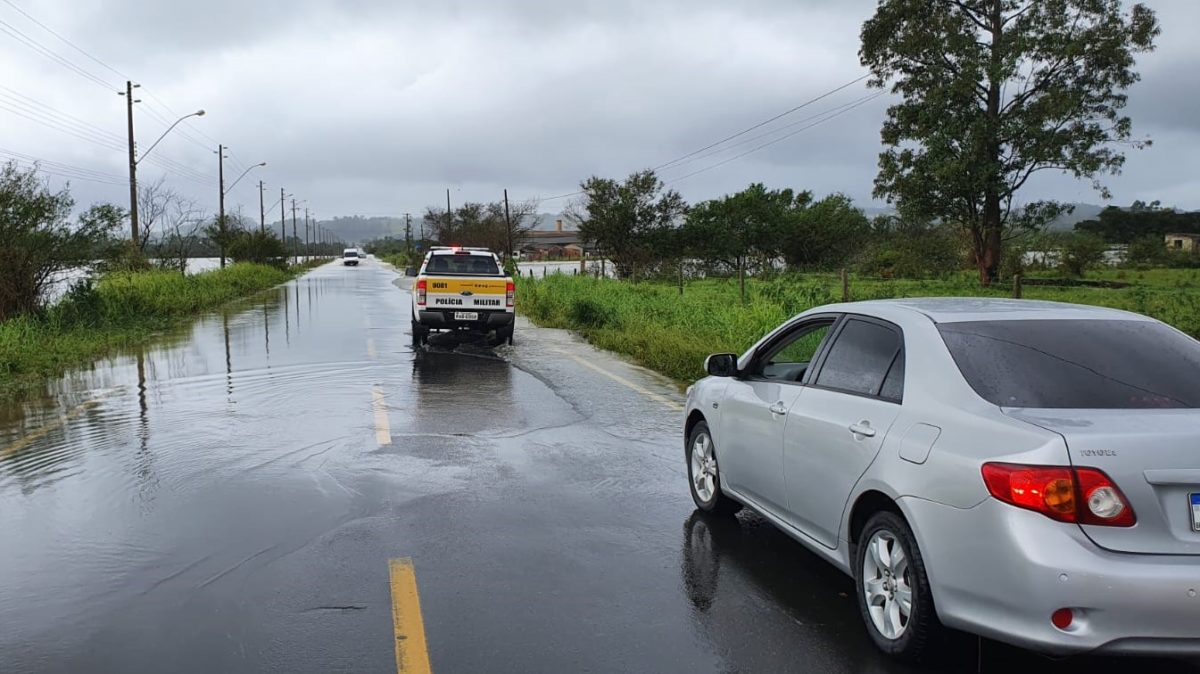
[659,91,883,174]
[1,0,128,79]
[0,85,124,142]
[665,91,885,185]
[0,99,125,151]
[0,151,129,186]
[0,18,115,92]
[653,74,870,172]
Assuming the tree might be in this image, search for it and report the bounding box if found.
[860,0,1159,285]
[156,195,203,274]
[228,229,289,269]
[0,162,124,320]
[684,183,809,302]
[420,198,538,254]
[778,193,870,271]
[1059,231,1107,276]
[570,170,687,280]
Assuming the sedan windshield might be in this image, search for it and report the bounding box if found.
[938,319,1200,409]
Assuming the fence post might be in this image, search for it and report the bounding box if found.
[840,268,850,302]
[1013,274,1023,299]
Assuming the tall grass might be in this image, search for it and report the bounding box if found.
[516,271,1200,384]
[0,264,294,394]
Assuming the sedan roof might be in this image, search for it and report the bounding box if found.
[837,297,1153,324]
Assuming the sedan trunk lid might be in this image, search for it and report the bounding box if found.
[1007,408,1200,556]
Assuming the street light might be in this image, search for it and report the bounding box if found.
[225,161,266,196]
[120,76,205,244]
[137,110,206,166]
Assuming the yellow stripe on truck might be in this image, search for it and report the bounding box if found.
[425,279,506,294]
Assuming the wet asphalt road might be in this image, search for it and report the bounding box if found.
[0,261,1197,674]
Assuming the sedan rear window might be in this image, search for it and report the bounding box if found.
[938,319,1200,409]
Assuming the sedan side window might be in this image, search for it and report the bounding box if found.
[815,319,902,399]
[753,321,835,383]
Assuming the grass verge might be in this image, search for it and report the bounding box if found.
[0,263,302,397]
[516,270,1200,384]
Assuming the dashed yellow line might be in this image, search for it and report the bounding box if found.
[372,386,391,446]
[1,399,102,456]
[388,557,433,674]
[564,353,684,412]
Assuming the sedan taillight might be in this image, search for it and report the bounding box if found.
[416,279,427,306]
[506,281,515,308]
[981,463,1136,527]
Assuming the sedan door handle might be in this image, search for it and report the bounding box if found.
[849,422,876,438]
[768,401,788,416]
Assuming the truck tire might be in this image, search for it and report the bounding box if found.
[498,324,514,346]
[411,321,427,346]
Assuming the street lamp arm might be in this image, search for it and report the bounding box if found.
[136,110,205,165]
[225,162,267,195]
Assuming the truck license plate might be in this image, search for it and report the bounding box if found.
[454,311,479,321]
[1191,494,1200,532]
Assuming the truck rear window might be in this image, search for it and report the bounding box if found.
[425,254,499,276]
[938,319,1200,409]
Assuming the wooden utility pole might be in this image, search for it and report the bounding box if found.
[122,81,140,244]
[259,180,266,233]
[279,188,286,243]
[503,188,512,262]
[217,144,227,268]
[291,199,299,265]
[404,213,412,253]
[304,207,310,256]
[1013,274,1023,299]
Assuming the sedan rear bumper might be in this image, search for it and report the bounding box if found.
[904,496,1200,656]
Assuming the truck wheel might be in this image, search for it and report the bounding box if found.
[411,321,427,346]
[500,325,514,346]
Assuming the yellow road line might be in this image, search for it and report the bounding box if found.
[388,557,433,674]
[368,338,378,359]
[2,399,102,456]
[372,386,391,446]
[564,353,684,412]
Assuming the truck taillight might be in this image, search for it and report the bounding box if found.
[981,463,1136,527]
[506,281,515,308]
[416,279,427,306]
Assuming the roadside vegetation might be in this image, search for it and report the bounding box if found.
[0,161,330,397]
[518,269,1200,384]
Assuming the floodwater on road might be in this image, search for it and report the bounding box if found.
[0,259,1196,673]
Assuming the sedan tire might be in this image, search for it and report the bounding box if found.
[854,511,943,663]
[686,421,741,516]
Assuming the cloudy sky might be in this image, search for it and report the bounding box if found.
[2,0,1198,223]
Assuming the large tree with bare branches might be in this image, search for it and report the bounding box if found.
[860,0,1159,284]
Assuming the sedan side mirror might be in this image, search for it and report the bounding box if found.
[705,353,739,378]
[405,267,418,277]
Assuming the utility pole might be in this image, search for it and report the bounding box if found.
[121,81,140,244]
[259,180,266,233]
[280,188,286,242]
[404,213,412,253]
[304,207,310,257]
[446,188,452,243]
[503,188,512,262]
[291,198,299,265]
[217,144,227,268]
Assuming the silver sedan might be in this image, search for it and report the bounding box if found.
[684,298,1200,662]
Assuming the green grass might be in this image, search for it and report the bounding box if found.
[0,263,297,397]
[516,270,1200,384]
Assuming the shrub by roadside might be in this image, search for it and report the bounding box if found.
[0,263,295,396]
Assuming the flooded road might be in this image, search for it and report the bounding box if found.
[0,261,1196,673]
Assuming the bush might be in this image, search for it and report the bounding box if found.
[228,230,289,269]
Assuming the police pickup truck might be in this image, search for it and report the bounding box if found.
[409,247,515,345]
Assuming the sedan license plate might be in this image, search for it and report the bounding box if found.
[454,311,479,321]
[1191,494,1200,532]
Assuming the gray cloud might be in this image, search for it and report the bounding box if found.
[2,0,1197,223]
